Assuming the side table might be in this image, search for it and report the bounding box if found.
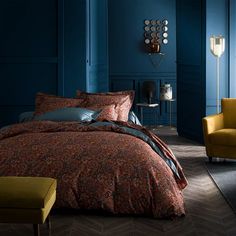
[161,99,176,127]
[136,103,159,126]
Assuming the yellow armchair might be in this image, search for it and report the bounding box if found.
[202,98,236,162]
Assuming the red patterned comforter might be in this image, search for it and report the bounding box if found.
[0,121,187,218]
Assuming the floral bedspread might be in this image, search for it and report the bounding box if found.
[0,121,187,218]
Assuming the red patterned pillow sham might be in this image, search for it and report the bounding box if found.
[94,104,119,121]
[35,93,85,116]
[76,90,135,122]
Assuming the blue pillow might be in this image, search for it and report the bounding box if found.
[128,111,142,125]
[0,125,11,131]
[19,111,34,123]
[33,107,99,122]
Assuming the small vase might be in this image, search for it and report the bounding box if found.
[160,84,172,100]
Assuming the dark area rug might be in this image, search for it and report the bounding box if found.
[206,160,236,214]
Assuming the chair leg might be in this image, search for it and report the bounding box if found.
[33,224,40,236]
[208,157,212,162]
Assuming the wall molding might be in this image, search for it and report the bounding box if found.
[0,57,58,63]
[110,75,177,126]
[58,0,65,96]
[110,72,176,78]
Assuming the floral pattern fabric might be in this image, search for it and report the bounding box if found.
[76,90,135,122]
[94,105,119,121]
[35,93,85,115]
[0,121,187,218]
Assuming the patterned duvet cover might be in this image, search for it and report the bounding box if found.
[0,121,187,218]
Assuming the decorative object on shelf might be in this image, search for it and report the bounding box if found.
[160,83,172,100]
[142,81,156,104]
[143,18,169,54]
[210,35,225,114]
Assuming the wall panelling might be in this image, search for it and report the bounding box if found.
[108,0,177,126]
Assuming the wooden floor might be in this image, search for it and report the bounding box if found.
[1,127,236,236]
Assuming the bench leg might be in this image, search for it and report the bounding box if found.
[208,157,212,162]
[33,224,40,236]
[46,215,51,231]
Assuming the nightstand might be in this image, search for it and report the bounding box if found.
[161,99,176,127]
[136,103,159,126]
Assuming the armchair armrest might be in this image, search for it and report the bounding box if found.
[202,113,224,145]
[202,113,224,134]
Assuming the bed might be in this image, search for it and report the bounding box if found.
[0,91,187,218]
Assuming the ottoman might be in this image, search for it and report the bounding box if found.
[0,176,57,236]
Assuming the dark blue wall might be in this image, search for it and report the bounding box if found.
[108,0,177,126]
[0,0,60,126]
[64,0,87,96]
[176,0,229,142]
[0,0,233,138]
[0,0,108,127]
[176,0,206,142]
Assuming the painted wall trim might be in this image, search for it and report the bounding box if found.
[228,0,230,97]
[58,0,65,96]
[110,72,176,78]
[86,0,91,91]
[229,0,236,97]
[86,0,109,92]
[0,57,58,63]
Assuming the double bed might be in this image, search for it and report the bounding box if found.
[0,91,187,218]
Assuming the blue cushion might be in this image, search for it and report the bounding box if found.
[34,107,99,122]
[20,109,141,124]
[128,111,142,125]
[0,125,11,131]
[19,111,34,123]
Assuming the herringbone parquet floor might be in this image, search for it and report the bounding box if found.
[1,127,236,236]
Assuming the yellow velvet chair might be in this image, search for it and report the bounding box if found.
[202,98,236,162]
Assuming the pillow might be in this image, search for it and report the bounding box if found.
[128,111,142,126]
[76,90,135,122]
[95,104,119,121]
[34,107,99,122]
[19,111,34,123]
[35,93,85,116]
[0,125,11,131]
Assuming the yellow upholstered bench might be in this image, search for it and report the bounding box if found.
[0,176,57,236]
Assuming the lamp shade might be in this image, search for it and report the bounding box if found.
[210,35,225,58]
[142,81,156,104]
